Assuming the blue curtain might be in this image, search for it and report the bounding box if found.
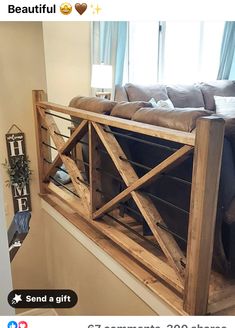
[217,22,235,80]
[92,22,128,87]
[229,51,235,80]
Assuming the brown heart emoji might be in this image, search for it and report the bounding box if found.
[75,3,87,15]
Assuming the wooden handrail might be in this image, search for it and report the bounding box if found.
[37,101,196,146]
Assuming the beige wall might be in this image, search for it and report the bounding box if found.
[0,173,14,315]
[0,22,49,296]
[43,22,91,105]
[42,22,91,140]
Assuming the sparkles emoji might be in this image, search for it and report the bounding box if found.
[91,3,102,15]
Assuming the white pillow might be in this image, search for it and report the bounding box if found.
[149,97,158,107]
[214,96,235,117]
[149,97,174,109]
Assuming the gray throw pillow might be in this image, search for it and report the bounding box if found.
[125,83,168,102]
[167,84,205,108]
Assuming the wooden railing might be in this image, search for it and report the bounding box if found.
[33,90,225,315]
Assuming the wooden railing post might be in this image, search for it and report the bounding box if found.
[32,90,49,194]
[89,122,103,219]
[183,116,225,315]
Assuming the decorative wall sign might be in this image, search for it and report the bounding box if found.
[5,125,32,213]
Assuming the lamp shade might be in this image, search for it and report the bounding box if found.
[91,64,112,89]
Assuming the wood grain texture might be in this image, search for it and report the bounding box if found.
[92,218,184,293]
[93,122,186,280]
[43,188,184,294]
[89,122,103,218]
[208,285,235,314]
[60,120,88,155]
[183,116,225,315]
[68,126,86,174]
[38,102,195,146]
[38,108,90,213]
[46,182,87,219]
[32,90,49,194]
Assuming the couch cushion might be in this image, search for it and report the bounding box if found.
[199,81,235,111]
[114,85,129,102]
[69,96,117,114]
[166,84,205,108]
[111,101,152,119]
[132,107,212,132]
[124,83,168,102]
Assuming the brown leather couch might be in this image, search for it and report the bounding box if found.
[69,80,235,277]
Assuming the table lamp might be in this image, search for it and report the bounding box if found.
[91,64,112,100]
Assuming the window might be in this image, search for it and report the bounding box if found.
[126,21,225,84]
[128,21,159,84]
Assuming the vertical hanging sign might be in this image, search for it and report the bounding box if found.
[5,129,32,213]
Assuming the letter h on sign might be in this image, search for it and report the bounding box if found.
[5,132,31,213]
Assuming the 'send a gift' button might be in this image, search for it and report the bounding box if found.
[8,289,78,308]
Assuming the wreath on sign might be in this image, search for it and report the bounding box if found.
[2,157,32,188]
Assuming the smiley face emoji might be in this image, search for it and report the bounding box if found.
[60,2,72,15]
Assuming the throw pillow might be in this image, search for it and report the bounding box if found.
[167,84,205,108]
[125,83,168,102]
[149,97,158,107]
[214,96,235,117]
[149,97,174,109]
